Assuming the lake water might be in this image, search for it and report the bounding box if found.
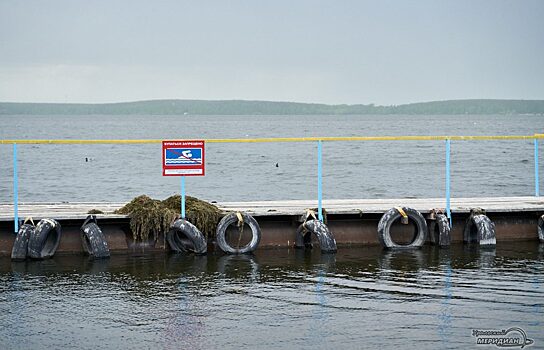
[0,244,542,349]
[0,114,542,202]
[0,114,543,349]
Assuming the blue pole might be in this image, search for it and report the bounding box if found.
[445,139,451,226]
[317,140,323,221]
[535,138,540,197]
[181,176,186,219]
[13,144,19,232]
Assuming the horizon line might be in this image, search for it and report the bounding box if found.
[1,97,543,106]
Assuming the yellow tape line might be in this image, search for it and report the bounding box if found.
[0,134,543,145]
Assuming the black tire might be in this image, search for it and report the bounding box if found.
[538,215,544,243]
[428,214,451,247]
[27,219,61,259]
[294,223,312,249]
[377,207,427,249]
[166,219,207,255]
[294,220,337,253]
[463,214,496,246]
[11,223,35,261]
[216,212,261,254]
[80,215,110,259]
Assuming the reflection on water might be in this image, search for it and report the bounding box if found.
[438,250,453,348]
[0,243,543,349]
[378,249,425,272]
[304,252,334,349]
[164,276,206,350]
[217,254,260,282]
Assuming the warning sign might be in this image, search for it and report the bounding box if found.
[162,140,205,176]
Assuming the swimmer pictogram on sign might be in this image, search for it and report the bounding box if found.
[162,140,205,176]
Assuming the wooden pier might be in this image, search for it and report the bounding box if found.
[0,196,543,256]
[1,196,543,220]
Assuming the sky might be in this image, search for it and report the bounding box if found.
[0,0,543,105]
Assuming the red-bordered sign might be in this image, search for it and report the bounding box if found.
[162,140,205,176]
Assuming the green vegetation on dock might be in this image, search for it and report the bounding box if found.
[115,195,222,242]
[1,99,543,115]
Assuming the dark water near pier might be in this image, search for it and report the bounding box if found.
[0,114,542,202]
[0,244,543,349]
[0,114,543,349]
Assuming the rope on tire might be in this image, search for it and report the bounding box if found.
[395,207,409,224]
[302,209,318,235]
[470,207,486,216]
[428,208,444,220]
[236,212,244,248]
[236,212,244,228]
[23,217,35,226]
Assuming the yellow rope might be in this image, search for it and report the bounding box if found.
[395,207,410,225]
[235,212,244,249]
[235,212,244,227]
[305,209,317,221]
[301,209,317,235]
[23,217,35,226]
[0,134,543,144]
[395,207,408,219]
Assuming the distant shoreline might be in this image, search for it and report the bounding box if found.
[1,99,544,115]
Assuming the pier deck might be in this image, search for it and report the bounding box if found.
[0,196,543,221]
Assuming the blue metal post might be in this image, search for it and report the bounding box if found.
[181,176,186,219]
[13,144,19,232]
[535,138,540,197]
[445,139,451,226]
[317,140,323,221]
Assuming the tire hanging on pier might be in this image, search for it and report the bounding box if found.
[216,212,261,254]
[11,218,35,261]
[463,208,496,246]
[428,213,451,247]
[538,214,544,243]
[295,223,313,249]
[377,207,427,249]
[294,211,337,253]
[27,218,61,259]
[166,218,207,255]
[80,215,110,259]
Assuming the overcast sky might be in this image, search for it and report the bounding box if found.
[0,0,543,105]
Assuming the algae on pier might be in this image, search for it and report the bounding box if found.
[115,195,222,243]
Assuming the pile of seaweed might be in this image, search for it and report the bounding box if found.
[115,195,223,242]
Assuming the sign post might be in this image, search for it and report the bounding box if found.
[162,140,206,218]
[13,143,18,232]
[181,176,186,219]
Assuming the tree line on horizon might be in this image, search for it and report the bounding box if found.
[0,99,543,115]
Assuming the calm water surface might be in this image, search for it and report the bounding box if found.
[0,114,542,202]
[0,244,542,349]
